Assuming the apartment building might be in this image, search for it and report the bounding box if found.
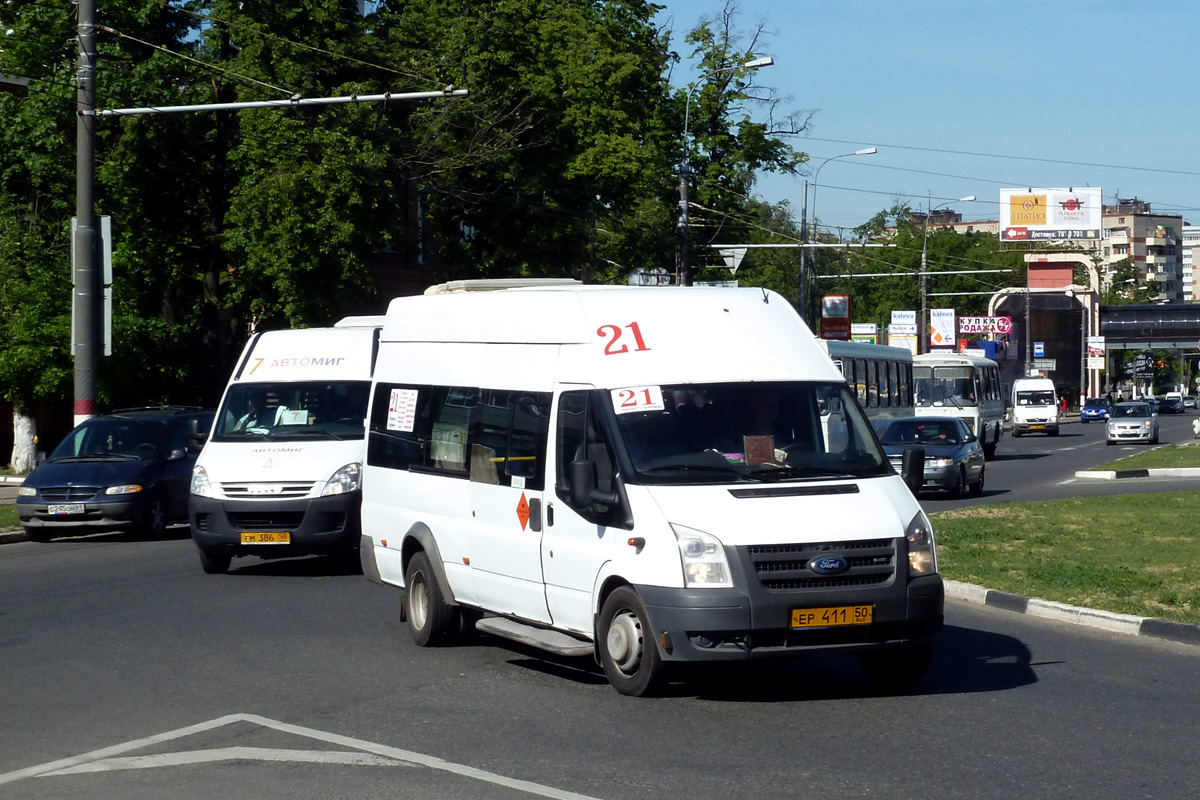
[1099,198,1184,302]
[1182,224,1200,302]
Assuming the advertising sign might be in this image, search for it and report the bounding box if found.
[888,333,917,355]
[1086,336,1105,357]
[929,308,956,349]
[850,322,878,345]
[889,310,917,335]
[821,295,851,340]
[959,315,1014,335]
[1000,187,1102,241]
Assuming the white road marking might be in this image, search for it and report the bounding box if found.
[43,747,407,775]
[0,713,603,800]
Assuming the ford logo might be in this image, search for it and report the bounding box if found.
[809,555,849,575]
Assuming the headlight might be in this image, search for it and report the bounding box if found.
[1143,421,1152,428]
[906,510,938,577]
[670,524,732,588]
[105,484,144,495]
[321,462,362,496]
[191,465,213,497]
[926,457,954,468]
[18,486,36,497]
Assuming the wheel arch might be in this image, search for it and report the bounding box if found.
[400,523,460,606]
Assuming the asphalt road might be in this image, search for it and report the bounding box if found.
[1,533,1197,800]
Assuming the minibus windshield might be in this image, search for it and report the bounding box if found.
[213,381,370,441]
[1016,390,1056,407]
[611,381,890,485]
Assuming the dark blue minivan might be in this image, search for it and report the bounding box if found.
[17,407,213,542]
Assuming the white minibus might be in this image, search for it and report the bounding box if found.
[189,318,381,574]
[1009,376,1059,437]
[913,352,1005,458]
[360,286,943,696]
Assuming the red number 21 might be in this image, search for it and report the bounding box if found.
[597,322,651,355]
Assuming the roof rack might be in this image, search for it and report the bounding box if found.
[107,406,207,416]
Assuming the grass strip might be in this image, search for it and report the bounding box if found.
[1092,443,1200,472]
[933,491,1200,626]
[0,505,18,529]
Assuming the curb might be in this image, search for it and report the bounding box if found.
[0,528,26,545]
[0,476,26,484]
[944,579,1200,647]
[1074,467,1200,480]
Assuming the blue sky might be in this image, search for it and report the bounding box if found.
[655,0,1199,237]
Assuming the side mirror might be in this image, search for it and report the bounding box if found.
[185,433,207,455]
[167,447,188,461]
[965,433,978,443]
[569,459,618,509]
[901,446,925,496]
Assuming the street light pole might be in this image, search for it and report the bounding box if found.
[678,56,773,286]
[801,146,876,321]
[919,194,974,354]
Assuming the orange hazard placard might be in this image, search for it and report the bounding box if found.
[516,493,530,531]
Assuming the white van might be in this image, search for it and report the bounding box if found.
[189,318,381,574]
[360,286,943,696]
[1010,376,1059,436]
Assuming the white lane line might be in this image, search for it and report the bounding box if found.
[43,747,407,775]
[0,713,603,800]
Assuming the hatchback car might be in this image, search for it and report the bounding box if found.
[880,416,985,497]
[17,407,213,541]
[1079,397,1111,422]
[1184,396,1197,409]
[1157,396,1184,415]
[1105,402,1159,446]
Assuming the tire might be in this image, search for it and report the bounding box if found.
[1050,429,1060,437]
[404,551,458,647]
[23,526,50,543]
[138,494,167,539]
[983,442,997,460]
[969,466,985,497]
[598,586,668,697]
[1151,431,1159,445]
[1012,431,1022,438]
[1080,418,1088,424]
[198,548,231,575]
[1106,439,1114,446]
[953,468,968,498]
[857,643,934,692]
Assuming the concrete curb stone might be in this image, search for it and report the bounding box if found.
[1074,467,1200,480]
[944,579,1200,647]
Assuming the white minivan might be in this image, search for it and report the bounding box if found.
[189,317,381,574]
[1010,376,1059,436]
[360,286,943,696]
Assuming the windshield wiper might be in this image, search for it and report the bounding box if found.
[750,464,867,482]
[275,429,344,440]
[639,463,748,480]
[54,453,141,462]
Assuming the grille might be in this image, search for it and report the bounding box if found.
[745,538,896,591]
[39,486,101,502]
[228,511,306,530]
[219,482,316,500]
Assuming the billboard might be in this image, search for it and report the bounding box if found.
[821,295,851,340]
[1087,335,1106,370]
[959,316,1013,335]
[929,308,956,350]
[999,187,1102,242]
[889,309,917,335]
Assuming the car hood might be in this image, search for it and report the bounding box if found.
[23,458,154,488]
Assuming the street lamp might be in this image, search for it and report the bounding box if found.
[677,56,774,286]
[799,147,877,321]
[919,195,975,354]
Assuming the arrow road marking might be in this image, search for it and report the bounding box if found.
[0,713,602,800]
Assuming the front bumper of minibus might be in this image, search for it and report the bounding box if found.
[189,491,361,558]
[635,573,943,663]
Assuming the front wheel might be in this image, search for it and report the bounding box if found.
[23,526,50,543]
[198,548,231,574]
[598,586,668,697]
[857,644,934,692]
[969,466,985,497]
[139,494,167,539]
[404,551,458,647]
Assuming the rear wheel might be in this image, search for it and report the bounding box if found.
[404,551,459,647]
[598,586,668,697]
[198,548,231,574]
[857,644,934,692]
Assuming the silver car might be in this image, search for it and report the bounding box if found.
[881,416,985,497]
[1105,402,1159,445]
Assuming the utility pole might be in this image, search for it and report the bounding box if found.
[799,179,809,320]
[676,157,690,286]
[74,0,99,426]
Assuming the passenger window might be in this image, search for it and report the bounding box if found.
[367,384,468,477]
[854,359,867,405]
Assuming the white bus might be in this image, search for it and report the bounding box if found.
[912,352,1005,459]
[817,340,915,437]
